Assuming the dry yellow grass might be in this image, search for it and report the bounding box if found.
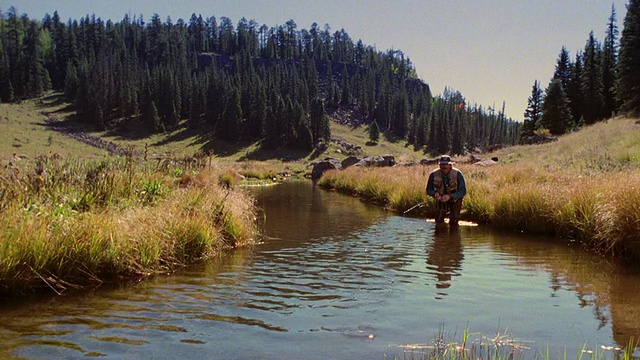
[319,117,640,259]
[0,156,257,297]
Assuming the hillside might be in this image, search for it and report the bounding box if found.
[1,10,521,160]
[0,93,431,166]
[489,117,640,173]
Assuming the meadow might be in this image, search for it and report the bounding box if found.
[319,117,640,260]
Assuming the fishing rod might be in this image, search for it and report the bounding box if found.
[403,201,428,215]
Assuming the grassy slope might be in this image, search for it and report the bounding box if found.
[0,95,108,163]
[1,93,429,167]
[488,117,640,172]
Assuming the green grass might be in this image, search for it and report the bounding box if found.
[2,92,432,164]
[0,94,108,162]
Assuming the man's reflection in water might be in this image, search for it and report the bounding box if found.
[426,224,464,299]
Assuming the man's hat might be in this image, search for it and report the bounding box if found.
[438,155,453,165]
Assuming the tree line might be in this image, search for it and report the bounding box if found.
[522,1,640,140]
[0,7,520,154]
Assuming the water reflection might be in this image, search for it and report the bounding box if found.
[1,181,640,359]
[251,182,386,249]
[604,268,640,346]
[426,225,464,298]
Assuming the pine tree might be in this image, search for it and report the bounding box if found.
[368,119,381,144]
[145,100,164,133]
[581,31,604,124]
[540,79,572,135]
[23,21,46,97]
[295,110,313,150]
[0,53,13,102]
[521,80,543,141]
[616,0,640,115]
[310,97,330,143]
[567,51,583,123]
[340,64,350,105]
[553,47,572,91]
[601,4,619,118]
[218,87,243,141]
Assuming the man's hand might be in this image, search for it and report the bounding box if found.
[441,194,451,202]
[435,193,442,201]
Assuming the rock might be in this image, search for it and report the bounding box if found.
[341,156,360,169]
[331,136,363,155]
[372,154,395,167]
[473,159,498,167]
[355,157,374,167]
[420,158,438,165]
[311,157,343,180]
[315,141,328,151]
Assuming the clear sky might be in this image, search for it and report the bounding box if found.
[0,0,628,120]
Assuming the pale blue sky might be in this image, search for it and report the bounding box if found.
[0,1,628,120]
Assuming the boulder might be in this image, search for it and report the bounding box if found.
[341,156,360,169]
[355,156,374,167]
[373,154,395,167]
[311,157,343,179]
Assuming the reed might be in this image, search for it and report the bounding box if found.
[0,155,257,297]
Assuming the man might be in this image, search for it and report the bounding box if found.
[426,155,467,225]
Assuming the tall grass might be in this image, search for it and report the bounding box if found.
[318,118,640,259]
[0,155,257,296]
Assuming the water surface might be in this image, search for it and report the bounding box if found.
[1,181,639,359]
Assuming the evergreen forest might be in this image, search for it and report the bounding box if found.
[522,1,640,140]
[1,6,535,155]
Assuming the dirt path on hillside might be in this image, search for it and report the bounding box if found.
[43,114,130,156]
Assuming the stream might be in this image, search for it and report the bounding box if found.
[1,181,639,359]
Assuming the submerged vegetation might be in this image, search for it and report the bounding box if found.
[0,152,257,297]
[320,118,640,260]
